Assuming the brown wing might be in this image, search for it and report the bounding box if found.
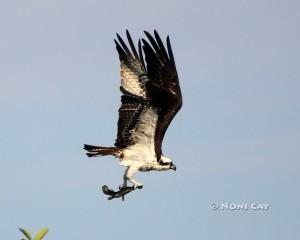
[142,30,182,160]
[114,31,151,147]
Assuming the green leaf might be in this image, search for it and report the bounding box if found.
[19,228,32,240]
[34,228,49,240]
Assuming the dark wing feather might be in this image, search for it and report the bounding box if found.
[143,31,182,160]
[115,93,149,147]
[114,31,150,147]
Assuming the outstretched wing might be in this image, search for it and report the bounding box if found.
[142,31,182,160]
[114,31,151,147]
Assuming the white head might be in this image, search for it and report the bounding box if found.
[159,155,176,171]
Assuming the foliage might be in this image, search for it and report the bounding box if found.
[19,228,49,240]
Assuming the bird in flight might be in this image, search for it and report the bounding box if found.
[84,30,182,199]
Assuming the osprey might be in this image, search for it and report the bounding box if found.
[84,30,182,197]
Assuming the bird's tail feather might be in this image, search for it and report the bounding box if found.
[83,144,122,158]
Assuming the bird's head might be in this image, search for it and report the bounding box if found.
[159,156,176,171]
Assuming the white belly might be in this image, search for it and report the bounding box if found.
[120,142,155,167]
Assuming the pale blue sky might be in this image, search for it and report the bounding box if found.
[0,0,299,239]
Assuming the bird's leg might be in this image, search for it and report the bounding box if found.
[128,178,143,189]
[124,165,143,189]
[119,170,128,190]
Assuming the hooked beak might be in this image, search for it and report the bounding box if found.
[170,164,177,171]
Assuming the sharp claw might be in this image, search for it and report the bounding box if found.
[119,184,128,190]
[134,184,143,189]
